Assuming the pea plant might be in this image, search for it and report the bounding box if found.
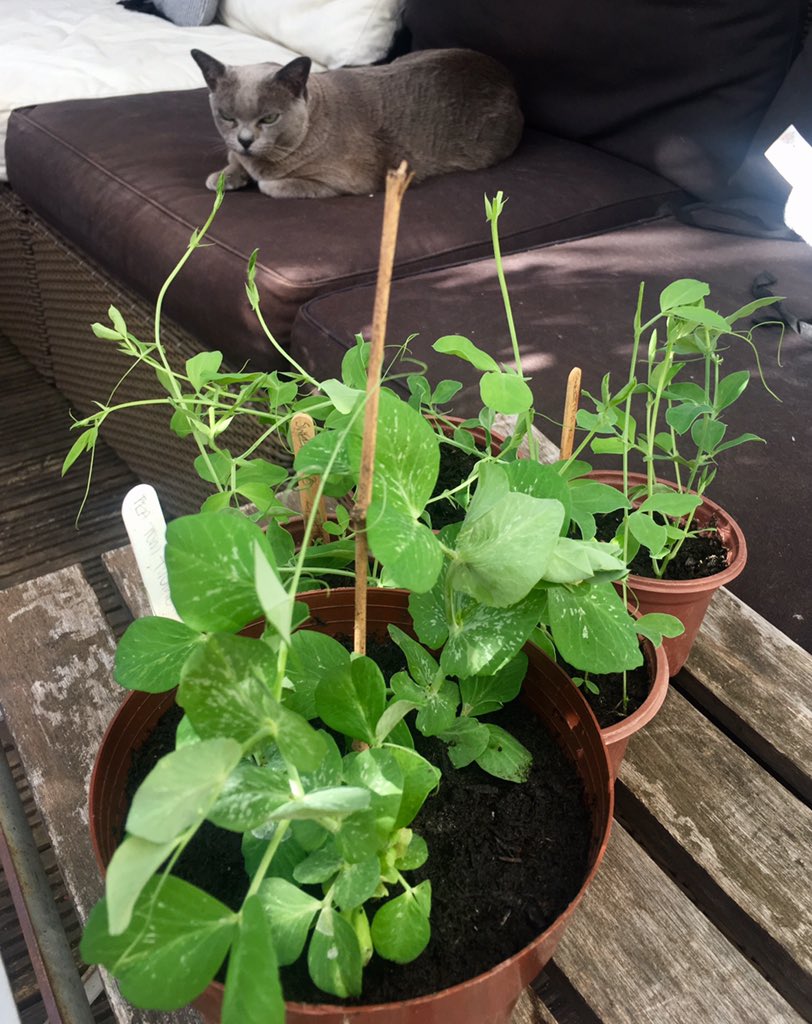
[567,278,781,577]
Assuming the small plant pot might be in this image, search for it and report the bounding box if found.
[599,635,669,779]
[89,589,612,1024]
[588,471,747,674]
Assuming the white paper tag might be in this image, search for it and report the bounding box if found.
[764,124,812,189]
[121,484,179,619]
[765,125,812,245]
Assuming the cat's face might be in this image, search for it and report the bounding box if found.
[191,51,311,161]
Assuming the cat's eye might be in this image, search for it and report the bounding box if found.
[259,113,280,126]
[217,110,237,125]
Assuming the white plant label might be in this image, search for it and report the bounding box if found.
[121,484,179,619]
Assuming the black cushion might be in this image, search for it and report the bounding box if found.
[404,0,808,198]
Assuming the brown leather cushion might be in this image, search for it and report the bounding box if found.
[291,217,812,649]
[7,88,679,366]
[404,0,808,198]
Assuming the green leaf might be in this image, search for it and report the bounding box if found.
[104,835,178,935]
[479,372,533,414]
[638,492,702,518]
[207,761,290,831]
[569,481,631,539]
[433,335,500,372]
[714,370,750,411]
[375,699,420,744]
[627,510,668,557]
[62,427,97,475]
[475,725,532,782]
[175,715,200,748]
[714,432,765,453]
[396,831,429,870]
[371,882,431,964]
[459,652,527,716]
[286,629,351,720]
[590,436,627,455]
[293,844,343,884]
[315,655,386,745]
[669,304,731,333]
[635,612,685,646]
[691,417,727,453]
[385,746,440,828]
[178,634,280,743]
[127,739,241,843]
[659,279,710,311]
[275,706,328,773]
[341,338,369,389]
[547,582,643,674]
[334,857,381,912]
[431,379,463,405]
[320,378,364,415]
[254,541,292,644]
[257,878,320,966]
[439,717,490,768]
[415,680,459,736]
[368,510,443,593]
[267,787,371,821]
[665,401,713,435]
[186,351,223,391]
[308,907,363,997]
[114,617,202,693]
[439,588,547,679]
[452,493,564,607]
[502,461,572,528]
[387,626,438,688]
[166,512,274,632]
[81,877,235,1010]
[222,894,284,1024]
[543,537,626,584]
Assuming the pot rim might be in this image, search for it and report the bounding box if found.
[597,634,670,744]
[587,470,747,593]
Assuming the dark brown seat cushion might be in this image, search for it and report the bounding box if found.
[291,217,812,650]
[6,88,680,366]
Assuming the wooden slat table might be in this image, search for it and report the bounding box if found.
[1,550,810,1024]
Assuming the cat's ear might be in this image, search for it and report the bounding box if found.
[191,49,226,91]
[274,57,312,99]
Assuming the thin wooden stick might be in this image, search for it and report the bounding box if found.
[290,412,328,541]
[560,366,582,461]
[352,161,414,654]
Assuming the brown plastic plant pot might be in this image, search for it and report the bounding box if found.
[599,632,669,780]
[588,470,747,674]
[89,588,613,1024]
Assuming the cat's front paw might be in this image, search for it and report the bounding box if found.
[206,169,249,191]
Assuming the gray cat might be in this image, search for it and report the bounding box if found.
[190,48,524,198]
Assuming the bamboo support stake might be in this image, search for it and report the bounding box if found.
[290,412,328,541]
[352,161,414,654]
[560,367,582,461]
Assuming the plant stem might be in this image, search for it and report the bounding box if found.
[352,162,413,654]
[488,194,538,461]
[245,821,291,900]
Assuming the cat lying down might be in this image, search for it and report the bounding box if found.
[191,48,524,199]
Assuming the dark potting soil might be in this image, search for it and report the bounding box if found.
[428,444,480,530]
[562,658,650,729]
[122,696,591,1005]
[595,509,728,581]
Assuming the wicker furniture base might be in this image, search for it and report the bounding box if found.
[0,185,287,518]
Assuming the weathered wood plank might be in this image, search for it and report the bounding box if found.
[620,687,812,1018]
[683,587,812,801]
[102,546,151,622]
[512,989,557,1023]
[554,824,804,1024]
[0,567,199,1024]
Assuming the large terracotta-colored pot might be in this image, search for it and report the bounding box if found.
[588,471,747,674]
[89,589,612,1024]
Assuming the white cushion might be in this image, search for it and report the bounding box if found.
[218,0,405,69]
